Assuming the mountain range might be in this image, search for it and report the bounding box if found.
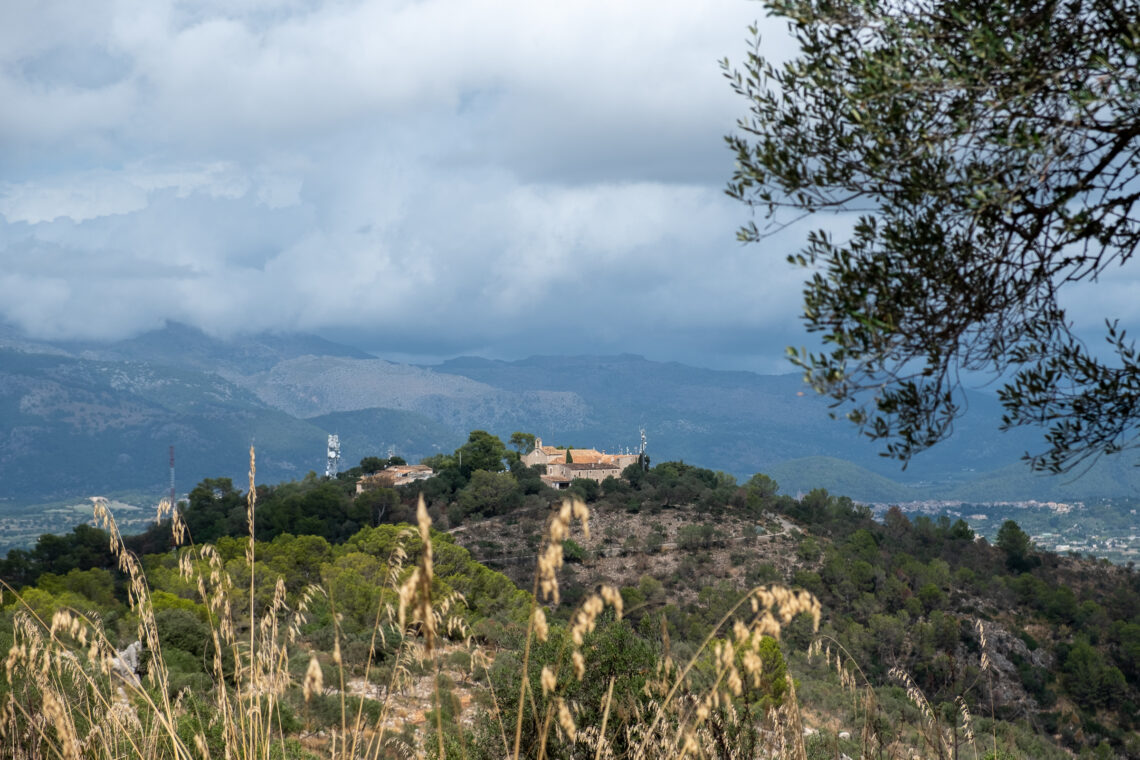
[1,321,1135,508]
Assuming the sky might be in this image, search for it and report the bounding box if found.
[1,0,1137,375]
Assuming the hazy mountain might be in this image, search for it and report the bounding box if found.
[762,457,922,502]
[0,348,327,501]
[943,457,1140,503]
[50,321,374,374]
[0,323,1127,508]
[307,408,465,465]
[237,355,590,434]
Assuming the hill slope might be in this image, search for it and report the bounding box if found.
[762,456,920,502]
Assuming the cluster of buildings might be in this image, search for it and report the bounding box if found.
[354,436,645,494]
[521,437,641,490]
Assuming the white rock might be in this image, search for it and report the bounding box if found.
[111,641,142,687]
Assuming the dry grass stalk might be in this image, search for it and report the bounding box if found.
[808,633,890,756]
[889,666,954,760]
[976,618,998,759]
[398,496,437,655]
[3,447,479,760]
[512,498,591,760]
[957,695,979,760]
[601,584,822,760]
[782,678,808,760]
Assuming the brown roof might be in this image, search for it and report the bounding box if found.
[534,445,636,467]
[538,447,608,463]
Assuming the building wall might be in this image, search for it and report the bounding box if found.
[545,462,622,483]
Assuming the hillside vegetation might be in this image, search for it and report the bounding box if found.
[3,433,1139,758]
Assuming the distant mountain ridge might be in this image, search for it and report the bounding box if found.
[0,321,1129,507]
[0,348,326,501]
[52,320,374,374]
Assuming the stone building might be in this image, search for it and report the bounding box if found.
[521,437,639,471]
[356,464,435,494]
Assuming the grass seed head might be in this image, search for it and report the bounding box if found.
[541,665,557,696]
[600,584,623,620]
[557,698,577,742]
[534,607,549,643]
[956,695,975,744]
[572,650,586,681]
[398,496,437,652]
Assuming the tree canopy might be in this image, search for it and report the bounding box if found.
[508,431,536,455]
[456,430,511,477]
[724,0,1140,473]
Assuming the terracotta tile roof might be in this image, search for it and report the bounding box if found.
[530,444,638,468]
[566,449,607,463]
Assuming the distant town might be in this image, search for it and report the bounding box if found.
[874,498,1140,565]
[0,498,156,557]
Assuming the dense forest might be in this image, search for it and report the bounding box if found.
[3,431,1140,758]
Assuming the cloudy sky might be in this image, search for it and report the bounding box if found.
[2,0,1136,374]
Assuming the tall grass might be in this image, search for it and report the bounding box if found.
[2,447,999,759]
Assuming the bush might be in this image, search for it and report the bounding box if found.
[677,523,718,550]
[562,539,586,563]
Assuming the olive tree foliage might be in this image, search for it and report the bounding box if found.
[724,0,1140,472]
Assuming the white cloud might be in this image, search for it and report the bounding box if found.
[0,163,261,224]
[0,0,811,368]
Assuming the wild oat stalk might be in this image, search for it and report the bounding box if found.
[512,497,590,760]
[808,634,883,758]
[976,619,997,760]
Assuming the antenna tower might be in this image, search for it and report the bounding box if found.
[169,445,176,507]
[326,434,341,477]
[639,427,649,470]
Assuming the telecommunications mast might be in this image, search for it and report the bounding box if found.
[326,434,341,477]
